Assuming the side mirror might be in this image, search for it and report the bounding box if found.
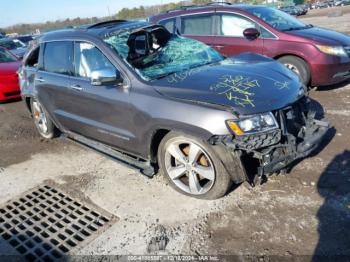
[243,28,260,40]
[91,68,121,86]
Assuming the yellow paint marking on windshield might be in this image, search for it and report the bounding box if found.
[210,75,259,108]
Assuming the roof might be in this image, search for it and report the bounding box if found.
[159,3,264,14]
[149,3,268,21]
[39,20,148,43]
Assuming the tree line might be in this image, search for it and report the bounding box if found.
[1,0,265,35]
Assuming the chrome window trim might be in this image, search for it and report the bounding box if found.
[39,39,131,88]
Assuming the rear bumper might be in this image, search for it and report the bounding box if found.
[310,56,350,86]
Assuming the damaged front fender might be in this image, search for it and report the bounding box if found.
[209,97,330,182]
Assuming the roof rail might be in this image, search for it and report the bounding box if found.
[87,20,128,29]
[165,2,233,13]
[206,2,233,5]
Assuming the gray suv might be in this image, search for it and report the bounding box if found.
[19,20,329,199]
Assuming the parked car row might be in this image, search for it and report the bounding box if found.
[280,5,308,16]
[0,34,39,102]
[334,0,350,6]
[310,0,350,8]
[0,34,36,60]
[0,47,21,101]
[0,38,27,59]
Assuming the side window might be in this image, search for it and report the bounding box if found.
[260,27,276,39]
[43,42,73,75]
[181,14,214,35]
[219,14,259,37]
[159,18,175,34]
[25,46,39,67]
[74,42,117,79]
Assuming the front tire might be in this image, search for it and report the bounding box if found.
[158,132,232,199]
[278,55,310,86]
[31,98,58,139]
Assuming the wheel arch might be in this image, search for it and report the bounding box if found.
[273,53,312,84]
[149,129,171,163]
[274,53,310,65]
[25,96,32,114]
[147,123,216,164]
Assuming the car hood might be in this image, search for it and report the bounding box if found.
[287,26,350,45]
[0,61,21,75]
[152,53,304,115]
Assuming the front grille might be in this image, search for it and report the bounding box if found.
[4,91,20,97]
[234,129,281,151]
[275,97,308,141]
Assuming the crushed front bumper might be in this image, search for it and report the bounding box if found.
[211,97,330,180]
[257,118,329,175]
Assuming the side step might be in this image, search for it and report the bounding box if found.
[61,133,155,178]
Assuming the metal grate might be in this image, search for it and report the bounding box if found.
[0,184,116,261]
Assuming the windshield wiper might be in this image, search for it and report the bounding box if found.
[151,71,177,80]
[283,24,313,32]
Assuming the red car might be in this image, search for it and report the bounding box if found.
[150,4,350,86]
[0,47,21,101]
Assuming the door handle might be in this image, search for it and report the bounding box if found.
[213,45,225,50]
[35,77,45,83]
[70,84,83,91]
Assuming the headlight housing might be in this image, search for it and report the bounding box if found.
[315,45,347,57]
[226,112,278,136]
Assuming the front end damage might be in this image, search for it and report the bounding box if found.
[210,97,330,185]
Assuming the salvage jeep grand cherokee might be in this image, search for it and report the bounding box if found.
[19,20,329,199]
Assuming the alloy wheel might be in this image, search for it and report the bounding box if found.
[284,63,300,76]
[164,138,216,195]
[32,100,49,134]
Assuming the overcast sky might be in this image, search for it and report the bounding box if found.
[0,0,180,27]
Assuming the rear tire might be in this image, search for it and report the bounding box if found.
[31,98,59,139]
[278,55,310,86]
[157,132,232,199]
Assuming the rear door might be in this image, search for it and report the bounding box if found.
[214,12,264,56]
[180,13,217,48]
[66,41,133,151]
[34,41,74,129]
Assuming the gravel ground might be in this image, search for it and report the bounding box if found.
[0,8,350,259]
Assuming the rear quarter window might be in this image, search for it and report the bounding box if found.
[25,46,40,67]
[43,41,73,75]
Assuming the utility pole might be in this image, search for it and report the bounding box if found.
[107,6,111,18]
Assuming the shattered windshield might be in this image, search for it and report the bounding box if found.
[104,30,224,80]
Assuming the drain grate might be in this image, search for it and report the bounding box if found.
[0,184,116,261]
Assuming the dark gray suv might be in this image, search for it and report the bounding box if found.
[19,20,329,199]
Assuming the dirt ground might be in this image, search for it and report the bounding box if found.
[0,8,350,260]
